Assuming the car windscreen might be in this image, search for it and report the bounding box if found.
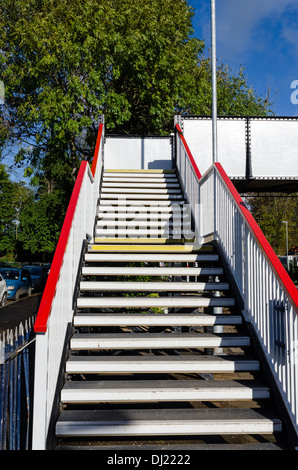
[0,270,19,280]
[25,267,42,275]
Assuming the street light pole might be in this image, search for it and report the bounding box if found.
[210,1,221,352]
[211,0,218,163]
[282,220,289,271]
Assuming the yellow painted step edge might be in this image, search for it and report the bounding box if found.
[89,244,202,252]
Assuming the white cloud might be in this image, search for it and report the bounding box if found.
[196,0,298,60]
[280,13,298,57]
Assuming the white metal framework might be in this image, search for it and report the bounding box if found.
[31,119,298,449]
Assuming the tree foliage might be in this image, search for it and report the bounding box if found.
[0,0,274,260]
[0,164,33,257]
[0,0,272,168]
[247,194,298,256]
[17,190,67,261]
[0,164,15,255]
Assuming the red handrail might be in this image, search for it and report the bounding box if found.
[34,124,104,333]
[91,123,104,177]
[175,124,202,180]
[175,124,297,311]
[215,162,298,312]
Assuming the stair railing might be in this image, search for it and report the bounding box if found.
[213,161,298,431]
[175,124,202,243]
[175,124,298,431]
[32,123,104,450]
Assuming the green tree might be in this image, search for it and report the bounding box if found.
[0,0,274,261]
[0,164,15,255]
[194,58,272,116]
[0,0,272,175]
[0,165,32,257]
[0,0,200,171]
[247,194,298,256]
[17,189,67,261]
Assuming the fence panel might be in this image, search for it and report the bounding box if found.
[213,163,298,429]
[175,130,298,430]
[0,316,35,450]
[175,125,201,242]
[32,123,104,450]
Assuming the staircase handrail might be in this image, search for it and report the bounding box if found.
[176,127,297,429]
[175,124,202,240]
[212,161,298,431]
[175,124,201,180]
[34,124,104,333]
[214,161,298,311]
[175,124,298,311]
[32,123,104,449]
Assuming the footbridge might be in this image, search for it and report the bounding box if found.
[105,116,298,193]
[31,116,298,450]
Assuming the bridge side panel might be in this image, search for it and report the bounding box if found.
[104,136,173,170]
[181,116,298,186]
[182,118,247,177]
[250,119,298,178]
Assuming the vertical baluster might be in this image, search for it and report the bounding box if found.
[0,332,4,450]
[16,323,24,450]
[23,320,31,450]
[8,329,14,450]
[3,330,10,450]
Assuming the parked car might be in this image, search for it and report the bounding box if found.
[43,263,51,274]
[0,268,32,301]
[22,265,48,292]
[0,273,8,306]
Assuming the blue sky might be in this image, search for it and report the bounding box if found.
[189,0,298,116]
[4,0,298,181]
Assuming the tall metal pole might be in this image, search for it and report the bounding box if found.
[210,1,221,354]
[282,221,289,271]
[211,0,218,163]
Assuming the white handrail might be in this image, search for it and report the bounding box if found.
[176,127,298,431]
[175,125,202,243]
[213,163,298,430]
[32,124,104,450]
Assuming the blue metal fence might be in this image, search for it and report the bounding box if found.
[0,316,35,450]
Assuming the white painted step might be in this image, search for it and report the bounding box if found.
[95,230,193,237]
[85,253,218,262]
[100,194,183,200]
[92,239,196,246]
[102,178,179,184]
[96,220,191,227]
[98,204,185,212]
[77,296,234,309]
[56,408,282,436]
[102,182,180,189]
[79,281,229,292]
[99,200,185,206]
[61,380,270,404]
[103,172,177,177]
[101,188,182,195]
[66,355,260,374]
[97,214,189,222]
[73,313,242,327]
[70,333,249,350]
[82,266,223,276]
[103,171,176,178]
[97,213,187,221]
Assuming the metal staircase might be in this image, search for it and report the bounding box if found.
[54,169,285,450]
